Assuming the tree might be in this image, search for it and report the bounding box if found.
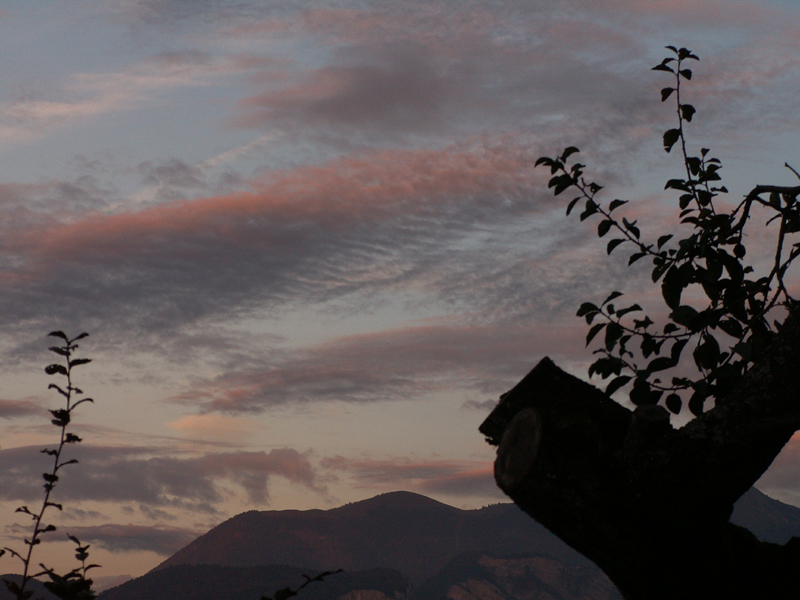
[480,47,800,600]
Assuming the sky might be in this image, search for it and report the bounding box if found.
[1,0,800,588]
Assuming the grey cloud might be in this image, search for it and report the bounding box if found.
[239,46,472,136]
[0,445,321,507]
[0,143,553,355]
[322,455,503,499]
[0,399,44,420]
[171,320,584,413]
[46,523,199,555]
[461,399,496,411]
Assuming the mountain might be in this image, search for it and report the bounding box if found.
[416,552,621,600]
[97,488,800,600]
[97,565,407,600]
[0,575,59,600]
[152,491,595,586]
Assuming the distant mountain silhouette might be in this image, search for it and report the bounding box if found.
[153,491,594,586]
[98,565,406,600]
[96,488,800,600]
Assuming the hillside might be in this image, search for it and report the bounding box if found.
[96,488,800,600]
[153,491,593,586]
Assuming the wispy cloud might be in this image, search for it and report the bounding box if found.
[43,523,199,556]
[0,445,322,507]
[321,455,503,499]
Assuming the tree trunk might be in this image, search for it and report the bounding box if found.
[479,309,800,600]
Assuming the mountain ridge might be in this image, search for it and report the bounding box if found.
[98,488,800,600]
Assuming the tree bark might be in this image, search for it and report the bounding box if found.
[480,309,800,600]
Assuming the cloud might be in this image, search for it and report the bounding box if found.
[0,142,555,345]
[0,399,44,420]
[170,320,588,413]
[45,523,199,555]
[167,414,260,441]
[0,49,262,146]
[462,399,497,412]
[321,455,504,499]
[0,445,321,507]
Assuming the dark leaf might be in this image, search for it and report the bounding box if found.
[566,197,581,216]
[663,129,680,153]
[580,200,599,221]
[607,238,625,255]
[604,322,623,351]
[661,266,682,309]
[586,323,606,346]
[608,199,628,212]
[660,87,675,102]
[628,252,646,266]
[576,302,599,317]
[560,146,580,161]
[47,331,69,342]
[45,364,68,376]
[665,394,682,414]
[680,104,696,122]
[605,376,632,397]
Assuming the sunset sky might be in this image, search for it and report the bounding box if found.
[1,0,800,587]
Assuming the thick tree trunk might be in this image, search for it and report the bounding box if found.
[480,310,800,600]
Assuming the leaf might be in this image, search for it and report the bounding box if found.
[560,146,580,161]
[663,129,681,153]
[629,377,659,406]
[660,87,675,102]
[665,394,682,414]
[604,322,623,351]
[607,238,625,255]
[603,291,623,305]
[661,266,682,309]
[47,331,69,342]
[718,318,743,338]
[580,200,599,221]
[69,358,91,368]
[657,234,673,249]
[605,376,632,397]
[647,356,675,372]
[48,383,69,399]
[576,302,599,317]
[598,219,613,238]
[628,252,646,265]
[566,197,581,216]
[608,199,628,212]
[44,364,68,376]
[679,68,692,80]
[616,304,642,318]
[622,218,640,239]
[586,323,606,346]
[688,390,707,416]
[693,335,721,371]
[670,338,689,363]
[680,104,696,122]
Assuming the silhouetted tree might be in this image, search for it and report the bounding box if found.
[481,48,800,600]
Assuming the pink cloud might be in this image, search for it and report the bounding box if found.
[321,455,502,498]
[171,320,588,413]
